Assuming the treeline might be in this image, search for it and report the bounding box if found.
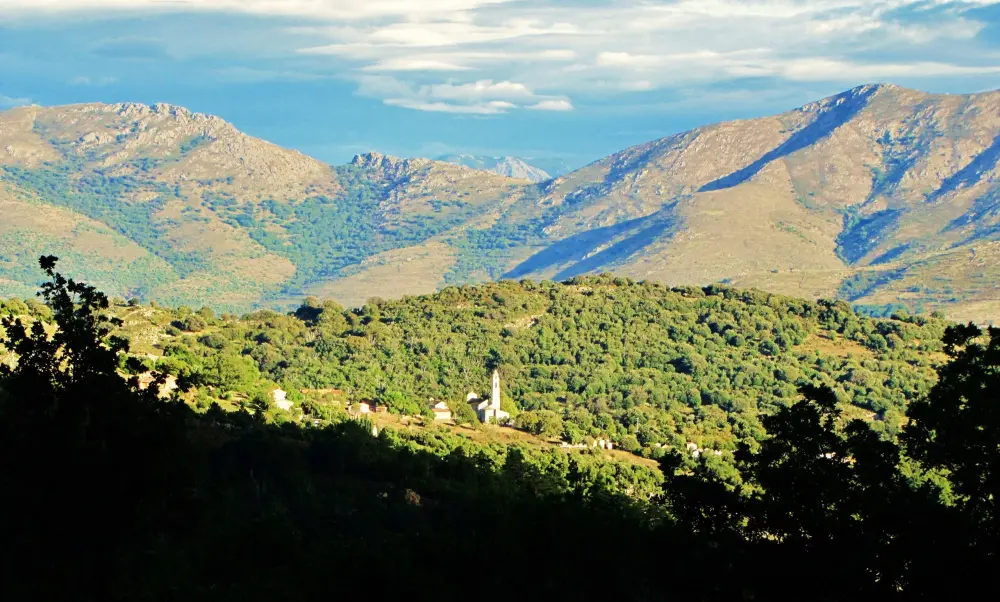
[1,259,998,600]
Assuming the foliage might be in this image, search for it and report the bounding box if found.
[172,313,207,332]
[0,259,673,600]
[903,324,1000,533]
[839,269,906,301]
[204,165,488,295]
[3,164,201,281]
[664,373,997,598]
[515,409,564,438]
[141,276,945,463]
[2,259,999,600]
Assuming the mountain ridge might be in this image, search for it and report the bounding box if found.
[435,154,552,182]
[2,84,999,320]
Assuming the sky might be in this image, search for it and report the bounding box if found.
[2,1,1000,173]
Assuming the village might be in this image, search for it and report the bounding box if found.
[259,369,719,468]
[128,360,722,469]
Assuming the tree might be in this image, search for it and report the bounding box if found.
[664,384,923,597]
[562,422,583,445]
[210,351,261,392]
[0,257,183,600]
[173,314,207,332]
[903,324,1000,534]
[451,398,479,426]
[619,433,641,453]
[515,409,563,438]
[249,389,273,419]
[1,256,132,395]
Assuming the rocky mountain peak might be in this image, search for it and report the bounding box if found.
[351,152,424,182]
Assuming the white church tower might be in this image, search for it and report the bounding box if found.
[490,370,501,410]
[469,369,510,424]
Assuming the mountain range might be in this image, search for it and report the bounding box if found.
[435,154,553,182]
[1,83,998,320]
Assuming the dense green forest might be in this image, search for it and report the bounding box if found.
[128,275,949,476]
[2,258,998,600]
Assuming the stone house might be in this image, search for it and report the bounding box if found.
[272,389,293,411]
[430,400,452,421]
[136,372,179,398]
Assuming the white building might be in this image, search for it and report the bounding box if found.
[273,389,293,411]
[430,400,452,421]
[468,370,510,424]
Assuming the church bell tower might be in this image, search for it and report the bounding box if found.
[491,370,501,410]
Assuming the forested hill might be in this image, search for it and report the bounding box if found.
[101,274,949,470]
[3,84,1000,321]
[2,259,999,600]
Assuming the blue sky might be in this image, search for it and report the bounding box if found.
[2,1,1000,172]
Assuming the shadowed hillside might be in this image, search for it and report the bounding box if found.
[2,258,999,601]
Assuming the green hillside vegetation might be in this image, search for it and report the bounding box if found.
[205,164,487,292]
[91,275,950,479]
[1,257,999,600]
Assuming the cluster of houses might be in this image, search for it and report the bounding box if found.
[560,438,615,450]
[684,442,723,458]
[274,370,509,427]
[270,380,733,463]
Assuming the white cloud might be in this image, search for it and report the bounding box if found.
[361,19,580,47]
[361,58,473,72]
[69,75,118,86]
[425,80,534,102]
[0,0,515,20]
[774,58,1000,81]
[528,99,574,111]
[0,94,32,109]
[5,0,1000,117]
[620,80,655,92]
[358,75,572,114]
[595,52,660,69]
[338,48,578,72]
[385,98,515,114]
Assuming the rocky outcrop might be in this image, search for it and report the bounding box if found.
[351,152,428,183]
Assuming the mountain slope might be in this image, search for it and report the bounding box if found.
[0,104,523,309]
[2,86,999,320]
[479,84,1000,320]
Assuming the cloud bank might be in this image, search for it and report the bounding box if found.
[3,0,1000,114]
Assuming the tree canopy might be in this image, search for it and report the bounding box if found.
[1,258,998,601]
